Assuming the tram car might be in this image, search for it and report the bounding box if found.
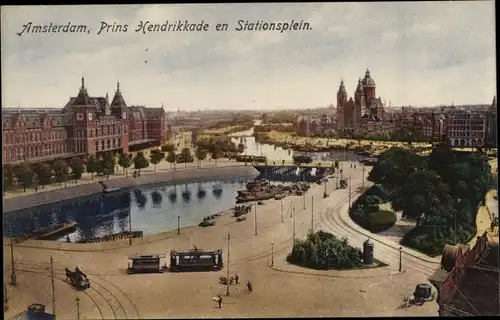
[127,254,166,274]
[169,248,223,272]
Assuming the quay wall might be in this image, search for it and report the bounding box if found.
[4,165,259,213]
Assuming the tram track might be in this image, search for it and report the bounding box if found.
[317,183,437,277]
[6,260,140,319]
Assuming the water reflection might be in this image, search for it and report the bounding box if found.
[4,179,246,241]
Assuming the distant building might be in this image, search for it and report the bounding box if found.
[485,96,497,147]
[296,114,334,137]
[445,109,486,147]
[2,78,169,166]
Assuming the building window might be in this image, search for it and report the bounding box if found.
[107,139,111,149]
[95,141,98,152]
[101,140,104,150]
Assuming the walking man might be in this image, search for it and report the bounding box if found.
[234,274,239,285]
[217,295,223,309]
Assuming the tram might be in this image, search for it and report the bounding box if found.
[127,254,166,274]
[169,248,223,272]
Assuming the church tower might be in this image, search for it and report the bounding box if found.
[354,78,365,128]
[336,80,348,131]
[361,69,376,103]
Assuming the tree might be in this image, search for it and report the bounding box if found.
[166,151,177,170]
[118,153,133,177]
[34,163,52,188]
[212,147,221,166]
[14,162,34,192]
[150,149,164,172]
[3,166,14,191]
[69,157,85,183]
[53,159,69,185]
[391,169,452,227]
[195,147,207,168]
[237,142,245,153]
[102,152,115,179]
[86,155,98,180]
[133,152,149,173]
[179,148,193,168]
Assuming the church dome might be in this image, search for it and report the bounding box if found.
[337,80,347,95]
[355,78,364,93]
[362,69,376,88]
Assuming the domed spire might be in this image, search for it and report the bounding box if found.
[81,76,85,89]
[356,77,364,93]
[117,81,120,92]
[338,79,347,95]
[493,95,496,106]
[361,68,376,88]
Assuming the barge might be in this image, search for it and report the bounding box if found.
[26,221,78,240]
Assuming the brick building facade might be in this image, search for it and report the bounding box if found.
[2,78,169,166]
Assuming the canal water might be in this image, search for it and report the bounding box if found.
[230,126,360,162]
[3,179,247,242]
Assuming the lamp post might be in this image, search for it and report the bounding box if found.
[361,165,365,190]
[348,176,352,209]
[128,210,132,246]
[271,243,274,267]
[254,198,258,236]
[177,216,180,235]
[280,198,284,223]
[9,227,16,286]
[399,247,402,272]
[311,196,314,233]
[50,256,56,316]
[76,297,80,320]
[292,205,296,247]
[226,232,230,296]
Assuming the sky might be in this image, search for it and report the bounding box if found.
[1,2,497,111]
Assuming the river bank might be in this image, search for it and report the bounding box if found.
[3,165,259,213]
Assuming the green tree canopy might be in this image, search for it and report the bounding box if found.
[133,152,149,172]
[34,163,53,187]
[166,151,177,169]
[86,155,98,180]
[53,159,69,184]
[118,153,133,176]
[14,162,34,192]
[69,157,85,182]
[150,149,164,172]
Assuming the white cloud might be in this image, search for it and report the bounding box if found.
[1,2,496,111]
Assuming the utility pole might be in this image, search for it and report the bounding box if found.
[348,176,352,209]
[226,232,230,296]
[128,210,132,246]
[280,198,284,223]
[271,243,274,267]
[177,216,180,235]
[399,247,402,272]
[50,256,56,316]
[292,205,296,247]
[302,192,306,210]
[362,165,365,190]
[10,227,16,286]
[254,198,258,235]
[311,196,314,233]
[4,283,8,312]
[324,179,327,194]
[289,202,293,218]
[76,297,80,320]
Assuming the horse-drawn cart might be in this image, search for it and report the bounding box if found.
[65,266,90,290]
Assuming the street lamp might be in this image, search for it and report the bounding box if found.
[10,226,17,286]
[177,216,180,235]
[399,247,403,272]
[271,243,274,267]
[76,297,80,320]
[226,233,231,296]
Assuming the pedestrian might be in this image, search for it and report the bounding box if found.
[217,295,222,308]
[35,187,38,192]
[247,280,253,292]
[234,274,239,285]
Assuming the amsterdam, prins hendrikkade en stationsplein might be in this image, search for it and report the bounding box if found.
[16,20,312,36]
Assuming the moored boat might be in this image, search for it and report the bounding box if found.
[27,221,78,240]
